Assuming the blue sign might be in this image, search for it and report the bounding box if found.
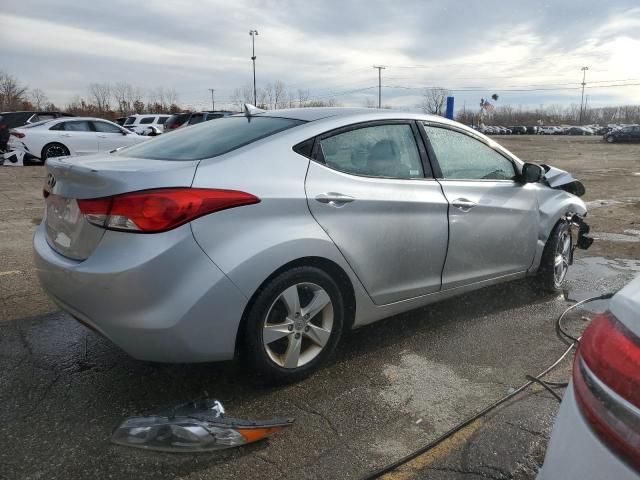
[446,96,454,119]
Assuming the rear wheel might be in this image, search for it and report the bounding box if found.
[243,267,344,383]
[533,221,572,293]
[41,143,70,161]
[606,136,615,143]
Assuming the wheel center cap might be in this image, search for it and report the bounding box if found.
[294,318,305,331]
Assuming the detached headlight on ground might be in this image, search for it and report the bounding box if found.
[111,399,294,452]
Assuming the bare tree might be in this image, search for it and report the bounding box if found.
[421,87,450,116]
[0,72,29,110]
[296,88,309,107]
[88,83,111,113]
[231,85,254,111]
[273,80,286,109]
[30,88,48,110]
[112,82,134,115]
[166,88,179,108]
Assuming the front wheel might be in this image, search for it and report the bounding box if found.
[243,267,344,384]
[533,221,572,293]
[606,136,615,143]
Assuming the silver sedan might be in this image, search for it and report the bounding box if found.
[34,107,591,382]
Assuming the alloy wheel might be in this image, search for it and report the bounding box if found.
[262,282,333,369]
[44,144,68,158]
[553,229,571,286]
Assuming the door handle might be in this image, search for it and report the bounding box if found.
[452,198,477,212]
[61,134,72,137]
[97,134,108,138]
[315,192,355,207]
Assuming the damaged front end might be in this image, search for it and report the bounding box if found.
[541,164,586,197]
[111,398,294,453]
[539,164,593,255]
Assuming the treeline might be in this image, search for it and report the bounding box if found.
[455,103,640,126]
[230,81,339,110]
[0,71,181,120]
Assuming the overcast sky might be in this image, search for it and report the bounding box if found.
[2,0,640,111]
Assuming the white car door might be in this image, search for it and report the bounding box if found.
[92,121,140,152]
[53,120,98,155]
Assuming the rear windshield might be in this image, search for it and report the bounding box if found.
[117,116,304,160]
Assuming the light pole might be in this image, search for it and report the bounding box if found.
[249,30,259,106]
[373,65,386,108]
[208,88,215,110]
[579,66,589,125]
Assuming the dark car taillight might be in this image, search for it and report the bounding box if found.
[573,312,640,472]
[77,188,260,233]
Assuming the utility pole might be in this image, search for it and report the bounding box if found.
[373,65,386,108]
[208,88,215,111]
[249,30,259,106]
[579,66,589,125]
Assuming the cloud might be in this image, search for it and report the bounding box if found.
[2,0,640,109]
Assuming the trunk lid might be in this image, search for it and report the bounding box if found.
[43,154,199,260]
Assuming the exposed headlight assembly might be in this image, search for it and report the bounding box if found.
[111,399,294,452]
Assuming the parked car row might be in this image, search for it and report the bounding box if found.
[3,116,149,164]
[477,124,635,137]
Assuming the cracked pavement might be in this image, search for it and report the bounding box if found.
[1,136,639,479]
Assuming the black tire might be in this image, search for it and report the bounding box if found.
[606,136,615,143]
[41,142,70,161]
[243,266,344,384]
[533,221,572,293]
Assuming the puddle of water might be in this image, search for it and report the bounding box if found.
[585,197,640,209]
[566,256,640,307]
[591,232,640,243]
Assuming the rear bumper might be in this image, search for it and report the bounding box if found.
[33,223,248,362]
[538,382,637,480]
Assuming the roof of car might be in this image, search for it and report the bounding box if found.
[257,107,378,122]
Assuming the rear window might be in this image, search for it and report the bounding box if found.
[140,117,154,124]
[157,117,168,124]
[118,116,304,161]
[124,116,136,125]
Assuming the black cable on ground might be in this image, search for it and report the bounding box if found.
[361,293,613,480]
[556,293,614,346]
[524,375,563,402]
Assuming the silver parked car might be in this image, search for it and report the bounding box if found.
[34,107,592,382]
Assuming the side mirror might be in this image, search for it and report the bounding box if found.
[521,163,544,183]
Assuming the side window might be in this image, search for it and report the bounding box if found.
[318,124,424,179]
[49,122,65,131]
[140,117,154,124]
[29,114,40,123]
[92,121,122,133]
[157,117,168,124]
[64,121,93,132]
[423,125,516,180]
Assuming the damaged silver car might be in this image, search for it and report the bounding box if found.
[34,107,592,383]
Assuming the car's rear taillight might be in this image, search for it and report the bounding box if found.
[77,188,260,233]
[573,312,640,472]
[10,130,25,138]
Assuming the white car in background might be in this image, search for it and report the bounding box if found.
[6,117,149,162]
[539,275,640,479]
[123,114,171,135]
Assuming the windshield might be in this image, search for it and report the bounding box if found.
[118,116,304,160]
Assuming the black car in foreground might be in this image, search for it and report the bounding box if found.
[604,125,640,143]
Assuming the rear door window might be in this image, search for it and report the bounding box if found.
[119,116,304,160]
[157,117,168,124]
[140,117,154,124]
[92,121,123,133]
[317,123,424,179]
[188,113,204,125]
[124,116,136,125]
[50,121,93,132]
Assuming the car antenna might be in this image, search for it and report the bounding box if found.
[244,104,265,117]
